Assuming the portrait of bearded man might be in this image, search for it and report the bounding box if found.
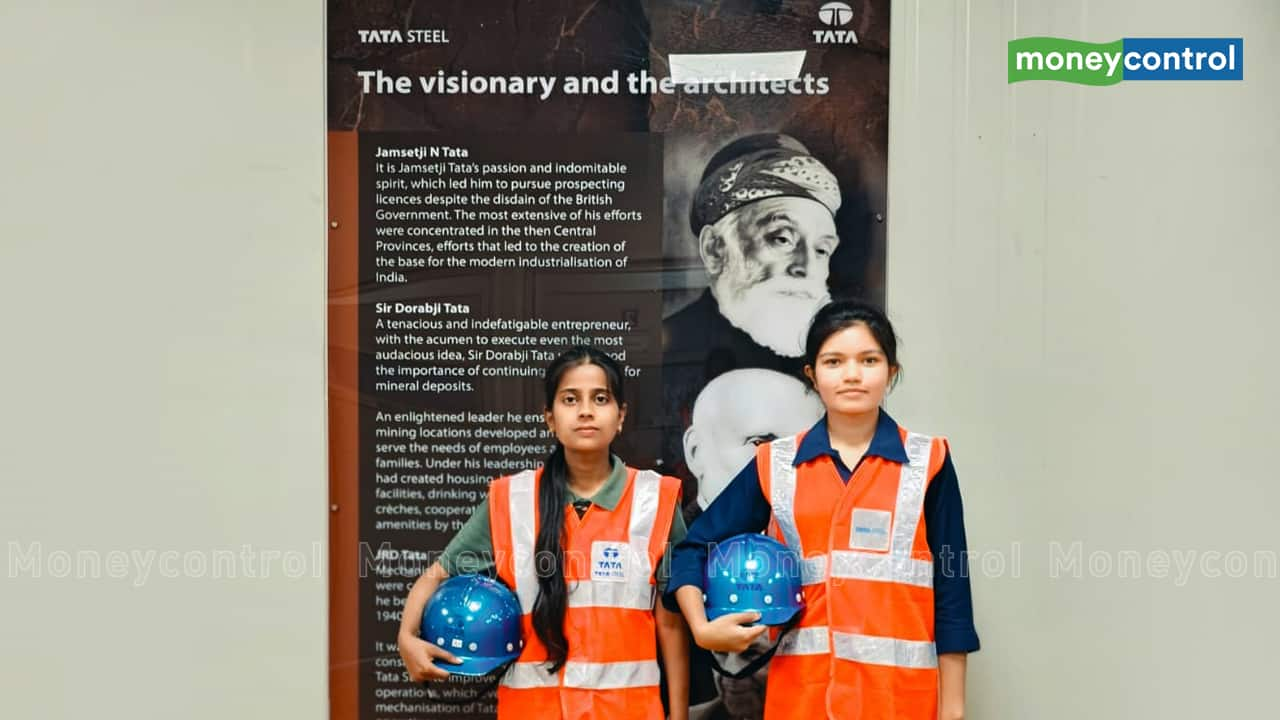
[663,133,842,380]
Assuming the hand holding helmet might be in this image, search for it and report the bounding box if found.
[692,533,806,656]
[692,612,768,654]
[400,574,523,682]
[398,634,461,682]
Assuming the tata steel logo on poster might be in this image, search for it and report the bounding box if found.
[357,28,449,44]
[815,1,859,44]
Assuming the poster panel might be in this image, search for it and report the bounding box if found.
[328,2,889,717]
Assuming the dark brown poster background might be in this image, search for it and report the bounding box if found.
[328,2,888,718]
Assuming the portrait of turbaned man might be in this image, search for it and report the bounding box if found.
[664,133,842,373]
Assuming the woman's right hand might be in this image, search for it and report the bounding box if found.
[690,612,769,653]
[398,632,461,681]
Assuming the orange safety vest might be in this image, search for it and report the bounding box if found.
[488,465,682,720]
[757,427,948,720]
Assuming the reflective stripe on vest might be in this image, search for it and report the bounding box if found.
[566,578,655,610]
[829,549,932,588]
[502,662,561,689]
[502,660,660,690]
[626,470,662,581]
[801,554,827,586]
[507,469,539,614]
[770,434,833,587]
[775,625,831,656]
[832,631,937,669]
[767,436,805,554]
[564,660,660,689]
[892,433,932,557]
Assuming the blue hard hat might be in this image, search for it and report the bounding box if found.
[421,574,524,676]
[704,533,805,626]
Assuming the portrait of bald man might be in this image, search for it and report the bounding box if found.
[683,368,825,509]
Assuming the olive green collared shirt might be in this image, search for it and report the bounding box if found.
[439,455,686,591]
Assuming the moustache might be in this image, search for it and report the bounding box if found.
[748,278,824,300]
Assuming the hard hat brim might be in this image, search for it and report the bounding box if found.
[706,604,802,627]
[445,653,521,677]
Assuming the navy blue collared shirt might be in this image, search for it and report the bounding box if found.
[665,409,981,654]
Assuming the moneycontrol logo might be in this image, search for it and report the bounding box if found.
[1009,37,1243,85]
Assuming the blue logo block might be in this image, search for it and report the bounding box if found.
[1123,38,1243,80]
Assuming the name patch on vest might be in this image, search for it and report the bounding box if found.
[850,509,893,552]
[591,541,630,582]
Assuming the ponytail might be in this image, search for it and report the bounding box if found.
[532,443,570,672]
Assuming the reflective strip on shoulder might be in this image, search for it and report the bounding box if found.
[627,470,662,579]
[890,433,932,558]
[562,660,661,689]
[501,661,561,689]
[507,469,539,614]
[775,625,831,656]
[768,435,803,554]
[830,549,932,588]
[832,631,937,669]
[567,579,655,610]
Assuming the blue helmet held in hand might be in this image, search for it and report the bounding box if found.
[704,533,805,626]
[421,574,524,676]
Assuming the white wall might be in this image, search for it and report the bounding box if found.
[886,1,1279,717]
[0,2,326,717]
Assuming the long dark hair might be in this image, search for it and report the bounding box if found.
[533,346,627,673]
[804,299,902,388]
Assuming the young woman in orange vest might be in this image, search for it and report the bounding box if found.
[398,346,691,720]
[668,300,980,720]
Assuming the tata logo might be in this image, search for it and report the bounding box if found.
[598,547,624,569]
[854,525,887,535]
[592,542,629,582]
[818,2,853,26]
[736,583,763,591]
[815,2,859,44]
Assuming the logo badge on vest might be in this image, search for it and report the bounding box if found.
[815,1,859,45]
[591,541,630,582]
[850,508,892,552]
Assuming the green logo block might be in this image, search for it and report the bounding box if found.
[1008,37,1124,85]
